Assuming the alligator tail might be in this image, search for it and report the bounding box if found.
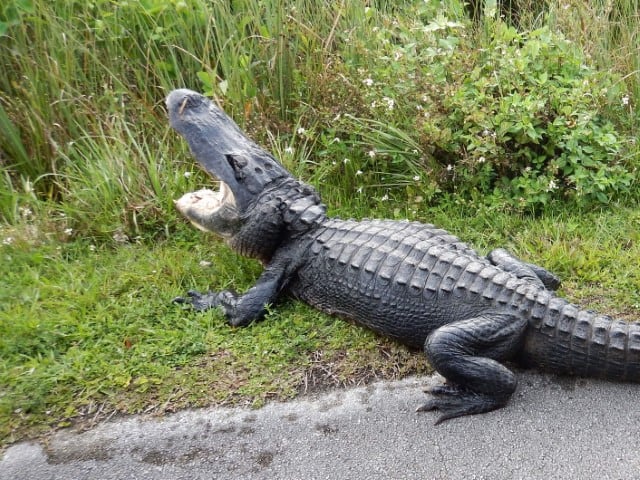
[519,293,640,382]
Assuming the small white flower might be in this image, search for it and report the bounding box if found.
[380,194,389,201]
[89,244,96,252]
[446,164,453,171]
[19,207,33,218]
[331,137,340,143]
[357,187,363,194]
[297,127,306,135]
[356,170,363,176]
[413,175,420,182]
[382,96,395,111]
[478,156,486,164]
[331,160,337,166]
[622,95,630,106]
[368,150,376,158]
[183,171,192,178]
[394,51,403,61]
[64,228,73,236]
[199,260,213,267]
[363,78,374,87]
[284,146,294,154]
[2,237,14,246]
[113,231,129,243]
[547,179,558,192]
[343,158,350,164]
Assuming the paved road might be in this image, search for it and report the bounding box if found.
[2,371,640,479]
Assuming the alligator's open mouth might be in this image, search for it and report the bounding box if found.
[175,181,233,213]
[174,181,238,233]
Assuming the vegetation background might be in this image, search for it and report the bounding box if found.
[1,0,639,445]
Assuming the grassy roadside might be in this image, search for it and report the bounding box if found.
[2,201,639,446]
[1,0,639,449]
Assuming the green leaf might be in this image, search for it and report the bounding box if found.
[196,71,213,90]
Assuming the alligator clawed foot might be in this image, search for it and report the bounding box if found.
[171,290,222,311]
[417,384,507,425]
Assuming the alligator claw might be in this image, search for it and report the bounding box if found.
[171,290,222,311]
[417,384,507,425]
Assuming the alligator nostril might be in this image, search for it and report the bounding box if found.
[254,167,263,174]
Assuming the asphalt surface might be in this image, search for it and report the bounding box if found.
[2,371,640,480]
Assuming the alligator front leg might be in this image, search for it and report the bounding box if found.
[418,313,528,424]
[174,253,294,327]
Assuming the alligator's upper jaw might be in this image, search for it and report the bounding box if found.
[166,89,253,210]
[166,89,291,213]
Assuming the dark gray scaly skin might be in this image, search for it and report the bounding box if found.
[167,89,640,423]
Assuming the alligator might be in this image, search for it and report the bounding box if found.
[167,88,640,423]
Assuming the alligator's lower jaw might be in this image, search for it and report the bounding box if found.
[174,182,237,232]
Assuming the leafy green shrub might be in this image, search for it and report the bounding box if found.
[430,23,634,207]
[310,7,636,210]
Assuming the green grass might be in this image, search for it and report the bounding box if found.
[2,202,639,445]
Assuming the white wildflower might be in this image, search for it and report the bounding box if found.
[357,187,363,194]
[363,78,374,87]
[2,237,14,246]
[113,231,129,243]
[478,156,486,164]
[183,171,192,178]
[382,96,395,111]
[368,150,376,158]
[380,194,389,201]
[343,158,350,164]
[413,175,420,182]
[393,51,403,61]
[89,244,96,252]
[356,170,363,176]
[446,164,453,171]
[199,260,213,267]
[547,179,558,192]
[284,146,294,154]
[296,127,306,135]
[19,207,33,219]
[64,228,73,236]
[622,95,630,106]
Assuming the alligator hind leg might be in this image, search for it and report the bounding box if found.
[419,313,528,424]
[487,248,561,290]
